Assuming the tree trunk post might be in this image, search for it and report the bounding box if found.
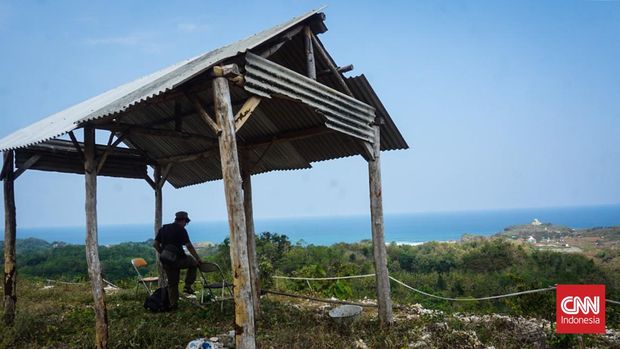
[3,150,17,325]
[213,67,256,349]
[154,165,167,287]
[367,120,393,327]
[304,26,316,80]
[84,126,109,348]
[241,161,260,319]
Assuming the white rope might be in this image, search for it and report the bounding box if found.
[273,274,375,281]
[45,279,86,286]
[607,299,620,305]
[389,276,556,301]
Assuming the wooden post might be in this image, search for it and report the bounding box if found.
[153,165,167,287]
[84,126,109,349]
[242,162,260,318]
[3,150,17,325]
[213,67,256,349]
[304,26,316,80]
[367,120,393,326]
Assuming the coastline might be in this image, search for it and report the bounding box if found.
[2,204,619,246]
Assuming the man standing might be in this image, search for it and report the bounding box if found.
[153,211,203,309]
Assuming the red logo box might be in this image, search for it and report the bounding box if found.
[556,284,605,334]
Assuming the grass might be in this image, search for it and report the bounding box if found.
[1,278,619,348]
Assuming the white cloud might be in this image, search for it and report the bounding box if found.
[177,22,209,33]
[85,35,142,46]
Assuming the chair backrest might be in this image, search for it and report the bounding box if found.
[199,262,221,273]
[131,258,148,268]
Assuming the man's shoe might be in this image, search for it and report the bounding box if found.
[183,287,195,295]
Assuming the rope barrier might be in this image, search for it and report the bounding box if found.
[264,289,377,308]
[272,273,620,305]
[273,274,375,281]
[45,279,87,286]
[389,276,556,301]
[38,275,620,306]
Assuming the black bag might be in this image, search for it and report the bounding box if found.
[144,287,171,312]
[159,244,179,265]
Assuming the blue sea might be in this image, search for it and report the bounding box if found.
[8,204,620,246]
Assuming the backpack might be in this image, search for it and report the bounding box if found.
[144,287,171,312]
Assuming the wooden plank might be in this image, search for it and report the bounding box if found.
[3,150,17,325]
[188,94,222,136]
[83,126,109,349]
[13,154,41,180]
[241,154,260,319]
[367,123,393,327]
[213,73,256,349]
[304,26,316,80]
[234,96,261,132]
[310,33,353,96]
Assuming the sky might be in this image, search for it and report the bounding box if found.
[0,0,618,228]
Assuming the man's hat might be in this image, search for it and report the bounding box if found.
[175,211,191,223]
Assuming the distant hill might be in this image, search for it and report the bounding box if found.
[0,237,53,254]
[496,223,619,245]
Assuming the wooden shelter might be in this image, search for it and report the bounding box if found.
[1,9,407,349]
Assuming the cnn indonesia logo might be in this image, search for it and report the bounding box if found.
[556,285,606,334]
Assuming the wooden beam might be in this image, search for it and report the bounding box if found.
[257,24,305,58]
[318,64,354,76]
[188,94,222,136]
[367,123,393,327]
[153,166,166,287]
[241,152,260,319]
[13,154,41,180]
[359,141,375,162]
[0,152,12,181]
[241,126,333,149]
[96,132,123,175]
[304,26,316,80]
[234,97,261,132]
[95,122,215,143]
[174,100,183,131]
[68,131,84,161]
[83,126,109,348]
[310,33,353,96]
[213,63,241,78]
[157,147,218,165]
[213,72,256,349]
[259,40,287,58]
[143,174,156,190]
[156,126,333,166]
[159,163,173,189]
[3,150,17,325]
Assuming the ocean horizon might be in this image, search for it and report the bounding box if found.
[4,204,620,246]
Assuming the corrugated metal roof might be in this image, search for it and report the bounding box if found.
[0,8,326,151]
[0,8,409,189]
[346,75,409,151]
[244,52,375,142]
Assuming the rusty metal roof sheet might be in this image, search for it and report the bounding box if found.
[0,8,326,151]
